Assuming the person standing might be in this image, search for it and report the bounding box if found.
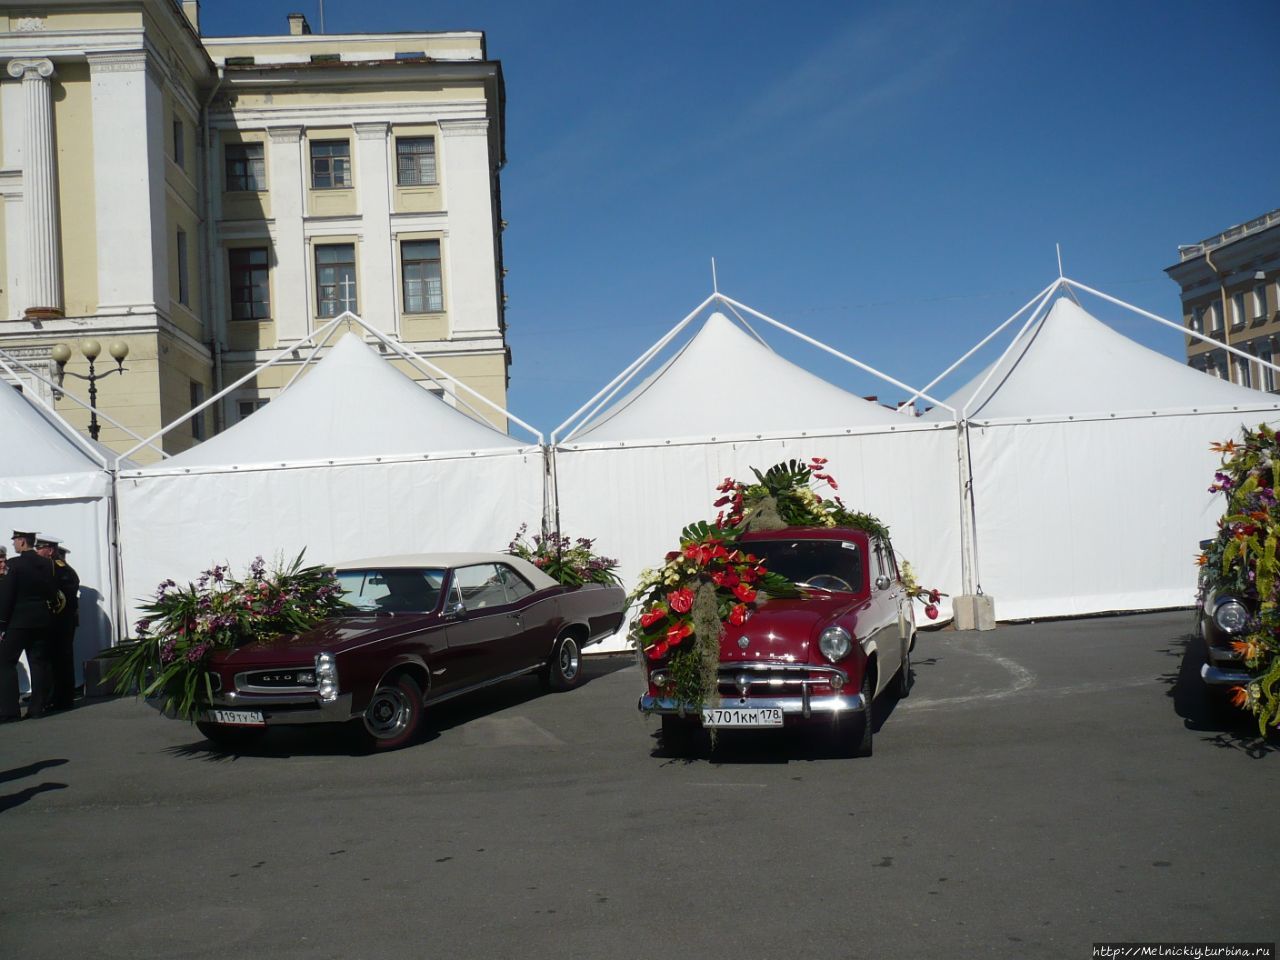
[0,529,58,721]
[36,536,79,711]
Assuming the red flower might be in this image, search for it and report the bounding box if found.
[712,570,739,588]
[666,621,693,646]
[646,640,669,660]
[810,457,828,466]
[713,496,732,507]
[667,588,695,614]
[928,589,940,603]
[640,605,667,628]
[729,603,750,625]
[925,604,939,620]
[733,583,757,603]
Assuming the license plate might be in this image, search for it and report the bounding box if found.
[701,707,784,728]
[205,709,265,727]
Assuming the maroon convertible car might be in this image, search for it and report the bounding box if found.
[198,553,626,750]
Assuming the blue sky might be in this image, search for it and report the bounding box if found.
[201,0,1280,435]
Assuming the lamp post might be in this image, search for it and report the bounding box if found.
[51,339,130,441]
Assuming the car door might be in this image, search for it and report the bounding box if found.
[868,538,905,696]
[442,563,527,685]
[496,563,559,669]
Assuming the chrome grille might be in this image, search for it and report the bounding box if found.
[716,662,847,697]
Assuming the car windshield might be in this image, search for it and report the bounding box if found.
[335,568,446,613]
[747,539,864,594]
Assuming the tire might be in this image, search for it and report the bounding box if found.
[195,721,265,751]
[359,673,424,752]
[895,644,913,699]
[836,668,874,758]
[541,634,583,692]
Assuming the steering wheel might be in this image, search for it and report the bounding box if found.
[798,574,854,593]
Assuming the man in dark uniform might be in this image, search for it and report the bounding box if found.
[0,529,58,721]
[37,536,79,711]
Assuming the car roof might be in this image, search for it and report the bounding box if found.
[331,553,560,591]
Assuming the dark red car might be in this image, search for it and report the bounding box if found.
[639,528,915,756]
[197,553,626,751]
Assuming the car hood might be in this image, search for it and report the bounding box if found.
[719,592,863,664]
[208,613,436,665]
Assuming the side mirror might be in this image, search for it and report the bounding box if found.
[444,599,465,617]
[875,575,891,591]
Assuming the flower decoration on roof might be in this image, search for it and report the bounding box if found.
[506,523,621,587]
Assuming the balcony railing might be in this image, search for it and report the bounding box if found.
[1179,208,1280,261]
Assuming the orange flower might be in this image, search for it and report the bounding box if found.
[1228,685,1249,708]
[1209,440,1238,454]
[1195,554,1208,566]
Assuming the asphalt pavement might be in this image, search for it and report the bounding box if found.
[1,610,1276,960]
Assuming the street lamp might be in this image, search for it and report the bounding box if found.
[52,338,130,441]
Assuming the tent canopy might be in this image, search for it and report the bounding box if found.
[926,296,1278,422]
[569,312,906,445]
[0,382,110,502]
[155,333,526,470]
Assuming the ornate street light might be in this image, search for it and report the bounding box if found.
[52,338,130,441]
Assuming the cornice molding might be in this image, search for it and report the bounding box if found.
[86,49,148,75]
[354,121,390,141]
[438,117,490,138]
[266,125,304,144]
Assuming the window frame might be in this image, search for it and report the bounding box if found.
[314,242,358,317]
[395,136,437,187]
[176,228,189,306]
[310,139,352,190]
[1254,284,1269,320]
[225,142,266,192]
[237,398,269,421]
[172,117,185,169]
[400,238,443,314]
[189,380,206,441]
[228,246,271,321]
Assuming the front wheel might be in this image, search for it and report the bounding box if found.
[359,673,424,751]
[896,644,913,699]
[540,634,583,692]
[835,668,874,758]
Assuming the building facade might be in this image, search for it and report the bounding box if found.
[1167,209,1280,393]
[0,1,508,461]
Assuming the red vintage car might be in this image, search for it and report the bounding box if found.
[638,527,915,756]
[197,553,626,751]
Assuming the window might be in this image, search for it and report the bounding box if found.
[401,239,443,313]
[1232,292,1246,326]
[172,118,185,169]
[1263,350,1275,392]
[225,56,255,66]
[309,53,340,63]
[497,565,535,602]
[1209,301,1222,333]
[1190,306,1202,333]
[315,243,357,316]
[1255,284,1269,320]
[452,564,510,611]
[395,51,425,60]
[395,136,437,186]
[229,247,270,320]
[225,143,265,192]
[238,398,269,421]
[176,229,189,306]
[310,139,351,189]
[189,381,206,440]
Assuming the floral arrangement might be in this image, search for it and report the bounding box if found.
[1199,427,1280,731]
[507,523,621,587]
[631,457,940,709]
[103,552,349,721]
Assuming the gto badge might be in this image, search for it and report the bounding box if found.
[737,635,750,650]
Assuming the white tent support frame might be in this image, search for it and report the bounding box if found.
[553,292,956,444]
[0,348,164,463]
[121,311,543,462]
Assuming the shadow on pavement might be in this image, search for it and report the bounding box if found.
[1162,632,1276,759]
[0,757,69,785]
[0,782,68,813]
[170,654,635,761]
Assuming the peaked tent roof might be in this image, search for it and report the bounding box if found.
[924,297,1280,421]
[0,382,109,501]
[158,333,525,469]
[568,312,906,444]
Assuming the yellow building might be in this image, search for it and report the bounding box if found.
[0,2,509,460]
[1167,209,1280,392]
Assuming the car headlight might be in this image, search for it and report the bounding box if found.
[1213,599,1250,635]
[818,626,852,663]
[315,652,339,702]
[649,669,669,687]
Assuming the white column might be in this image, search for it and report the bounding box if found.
[6,58,62,317]
[438,118,500,337]
[354,121,393,334]
[266,125,307,342]
[88,51,166,314]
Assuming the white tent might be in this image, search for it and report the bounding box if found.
[925,281,1280,620]
[116,327,545,627]
[0,373,119,687]
[554,295,963,651]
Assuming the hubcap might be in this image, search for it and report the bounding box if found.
[559,638,580,680]
[364,685,411,739]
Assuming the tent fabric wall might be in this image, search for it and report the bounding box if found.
[116,452,544,627]
[554,425,962,652]
[967,412,1254,620]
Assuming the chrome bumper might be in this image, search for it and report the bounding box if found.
[639,691,865,720]
[209,690,355,725]
[1200,663,1253,687]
